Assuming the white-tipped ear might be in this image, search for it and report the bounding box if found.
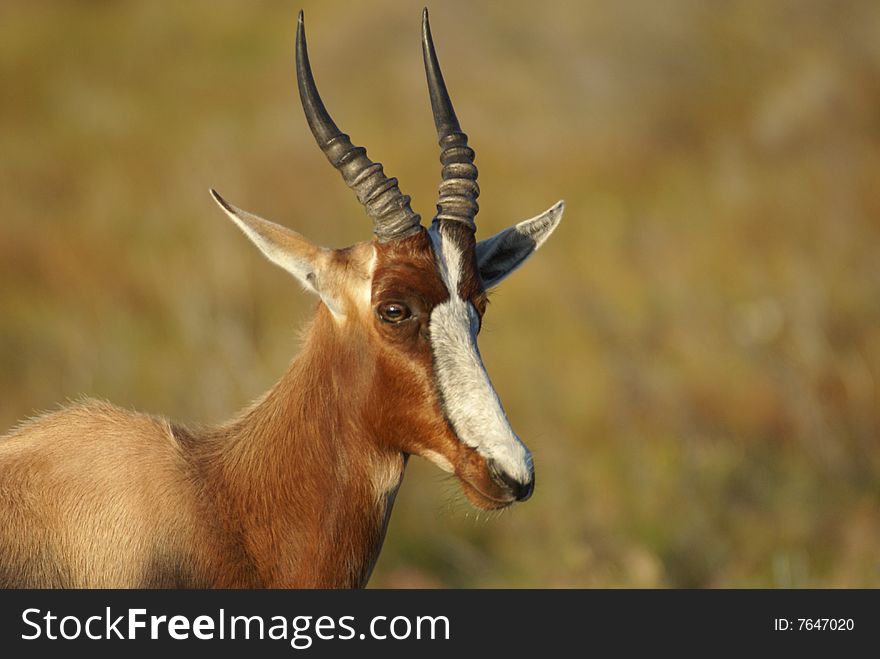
[476,200,564,288]
[210,189,343,315]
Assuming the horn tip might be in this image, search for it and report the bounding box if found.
[297,9,304,23]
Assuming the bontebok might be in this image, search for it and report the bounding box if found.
[0,9,564,588]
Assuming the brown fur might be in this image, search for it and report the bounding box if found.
[0,229,506,588]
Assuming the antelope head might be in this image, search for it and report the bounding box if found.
[211,10,563,510]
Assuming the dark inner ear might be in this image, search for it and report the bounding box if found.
[476,231,537,287]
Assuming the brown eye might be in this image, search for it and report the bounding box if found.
[378,302,411,324]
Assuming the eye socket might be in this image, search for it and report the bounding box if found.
[377,301,412,324]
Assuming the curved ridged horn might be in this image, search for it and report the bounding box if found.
[421,8,479,232]
[295,11,421,242]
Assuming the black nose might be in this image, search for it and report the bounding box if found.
[488,461,535,502]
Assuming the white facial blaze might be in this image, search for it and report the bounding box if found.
[428,226,533,486]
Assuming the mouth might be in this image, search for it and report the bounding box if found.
[457,476,516,510]
[447,446,533,510]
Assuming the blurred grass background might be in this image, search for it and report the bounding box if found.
[2,0,879,587]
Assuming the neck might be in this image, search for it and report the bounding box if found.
[204,307,406,587]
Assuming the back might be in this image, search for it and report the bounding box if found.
[0,400,204,587]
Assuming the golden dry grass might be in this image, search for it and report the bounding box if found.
[1,0,879,587]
